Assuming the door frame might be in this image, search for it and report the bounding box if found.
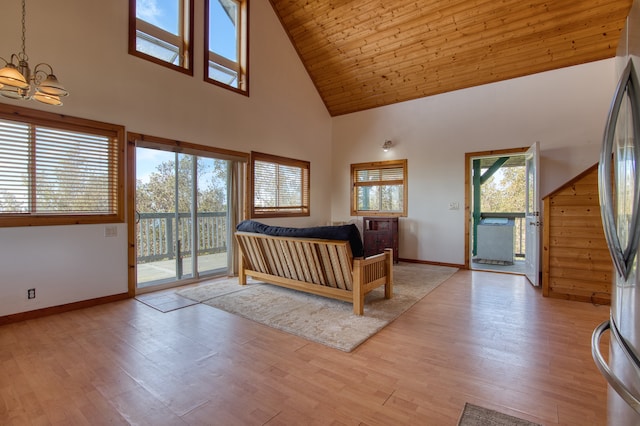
[464,146,528,270]
[126,132,249,296]
[524,141,541,285]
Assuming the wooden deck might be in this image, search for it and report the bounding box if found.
[0,269,609,425]
[137,252,228,286]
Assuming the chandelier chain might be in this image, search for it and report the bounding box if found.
[20,0,26,57]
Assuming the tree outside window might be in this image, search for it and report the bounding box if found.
[351,159,407,216]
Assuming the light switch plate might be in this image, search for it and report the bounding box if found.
[104,225,117,237]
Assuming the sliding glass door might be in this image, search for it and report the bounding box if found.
[135,147,230,289]
[196,156,230,277]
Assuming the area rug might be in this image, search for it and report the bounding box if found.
[458,403,541,426]
[176,262,457,352]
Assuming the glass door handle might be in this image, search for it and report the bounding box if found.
[592,320,640,415]
[599,58,640,280]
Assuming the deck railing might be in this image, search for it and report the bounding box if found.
[137,211,227,263]
[137,211,526,263]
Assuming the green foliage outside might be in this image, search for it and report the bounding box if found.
[136,154,229,262]
[357,185,403,212]
[480,166,525,213]
[136,155,228,214]
[478,165,527,257]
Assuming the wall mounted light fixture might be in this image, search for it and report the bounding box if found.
[0,0,69,106]
[382,140,393,152]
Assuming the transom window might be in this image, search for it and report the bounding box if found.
[129,0,194,74]
[250,152,309,218]
[0,104,124,227]
[205,0,249,94]
[351,159,407,216]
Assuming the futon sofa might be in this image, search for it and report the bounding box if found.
[235,220,393,315]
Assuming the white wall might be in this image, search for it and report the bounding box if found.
[331,59,617,265]
[0,0,332,316]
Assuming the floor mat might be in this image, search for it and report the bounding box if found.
[136,292,198,313]
[458,403,541,426]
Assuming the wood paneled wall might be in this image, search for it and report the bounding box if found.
[542,164,612,304]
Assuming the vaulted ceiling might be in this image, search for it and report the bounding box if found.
[269,0,634,116]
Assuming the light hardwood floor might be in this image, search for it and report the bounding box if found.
[1,270,610,425]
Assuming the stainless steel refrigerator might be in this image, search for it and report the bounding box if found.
[592,1,640,424]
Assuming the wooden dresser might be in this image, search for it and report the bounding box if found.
[363,217,399,263]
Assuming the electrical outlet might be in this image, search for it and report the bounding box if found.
[27,288,36,299]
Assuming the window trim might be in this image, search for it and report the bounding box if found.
[0,104,125,227]
[129,0,195,75]
[204,0,249,96]
[128,132,249,162]
[350,159,408,217]
[249,151,309,218]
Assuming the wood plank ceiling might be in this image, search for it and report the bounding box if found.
[269,0,634,116]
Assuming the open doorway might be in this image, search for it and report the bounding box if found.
[465,147,529,274]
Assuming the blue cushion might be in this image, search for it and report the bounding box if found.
[236,220,364,258]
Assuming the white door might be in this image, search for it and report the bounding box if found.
[524,141,540,286]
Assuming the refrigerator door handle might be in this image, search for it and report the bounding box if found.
[599,59,640,280]
[592,320,640,414]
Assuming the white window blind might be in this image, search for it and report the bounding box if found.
[355,166,404,184]
[0,118,119,215]
[251,152,309,217]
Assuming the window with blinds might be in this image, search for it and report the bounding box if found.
[0,105,124,227]
[351,159,407,216]
[250,151,309,218]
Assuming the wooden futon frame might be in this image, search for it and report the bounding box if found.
[235,231,393,315]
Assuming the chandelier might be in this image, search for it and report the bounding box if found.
[0,0,68,106]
